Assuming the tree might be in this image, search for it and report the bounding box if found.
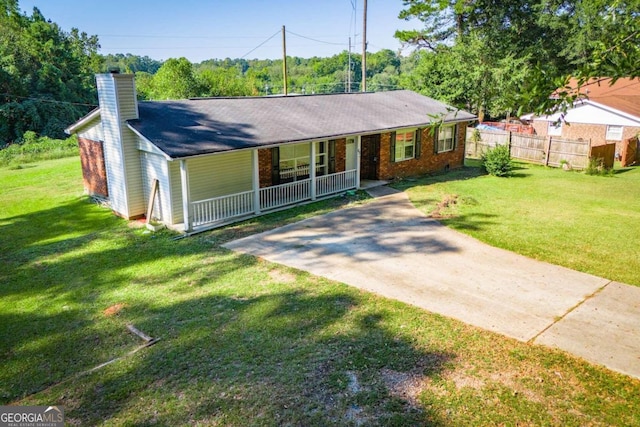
[0,1,100,143]
[147,58,203,100]
[396,0,640,117]
[198,68,257,97]
[400,34,530,120]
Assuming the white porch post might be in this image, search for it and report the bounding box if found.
[310,141,317,200]
[252,149,261,214]
[356,135,362,189]
[180,159,191,232]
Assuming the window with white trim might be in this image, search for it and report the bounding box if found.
[315,141,328,176]
[436,124,456,153]
[394,129,416,161]
[279,143,310,183]
[606,125,623,141]
[278,142,327,183]
[547,121,562,136]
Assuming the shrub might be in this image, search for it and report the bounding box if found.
[481,144,513,177]
[585,157,614,176]
[0,133,78,167]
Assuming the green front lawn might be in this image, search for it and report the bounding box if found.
[397,162,640,286]
[1,157,639,426]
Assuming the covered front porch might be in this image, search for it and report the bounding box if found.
[178,138,362,233]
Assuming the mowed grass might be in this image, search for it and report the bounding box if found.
[1,157,640,426]
[397,162,640,286]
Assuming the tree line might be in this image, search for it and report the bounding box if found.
[1,0,638,146]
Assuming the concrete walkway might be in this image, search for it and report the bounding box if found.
[224,190,640,379]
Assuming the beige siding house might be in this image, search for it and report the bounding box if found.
[66,72,475,234]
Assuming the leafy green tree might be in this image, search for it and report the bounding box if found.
[102,53,163,74]
[0,0,100,143]
[147,57,203,100]
[396,0,640,117]
[198,68,257,97]
[400,34,530,120]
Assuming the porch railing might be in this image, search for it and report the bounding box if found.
[316,170,357,197]
[260,178,311,211]
[189,170,357,230]
[191,190,254,227]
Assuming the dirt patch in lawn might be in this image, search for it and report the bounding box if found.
[103,303,126,317]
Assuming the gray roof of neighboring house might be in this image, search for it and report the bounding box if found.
[127,90,476,159]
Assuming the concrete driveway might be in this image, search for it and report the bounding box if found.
[224,190,640,379]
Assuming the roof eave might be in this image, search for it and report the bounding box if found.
[65,108,101,135]
[165,115,477,161]
[581,99,640,123]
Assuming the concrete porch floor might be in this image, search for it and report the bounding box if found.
[359,179,389,189]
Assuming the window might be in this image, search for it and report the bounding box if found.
[547,121,562,136]
[606,125,623,141]
[436,125,456,153]
[279,143,310,183]
[278,142,327,183]
[394,129,417,162]
[315,141,327,176]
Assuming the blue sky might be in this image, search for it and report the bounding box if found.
[18,0,421,62]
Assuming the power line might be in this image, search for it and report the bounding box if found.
[98,34,269,39]
[286,30,347,46]
[240,30,282,59]
[0,93,97,108]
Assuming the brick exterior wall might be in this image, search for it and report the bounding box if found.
[333,138,346,173]
[258,148,273,188]
[78,137,108,198]
[377,124,468,180]
[531,120,640,154]
[532,121,548,136]
[256,128,467,189]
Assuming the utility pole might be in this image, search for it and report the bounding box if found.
[347,37,352,93]
[361,0,367,92]
[282,25,288,95]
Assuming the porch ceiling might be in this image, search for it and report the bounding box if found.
[127,90,476,159]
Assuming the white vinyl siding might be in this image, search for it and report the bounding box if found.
[606,125,623,140]
[96,73,144,218]
[188,151,252,202]
[141,152,171,223]
[137,134,166,156]
[77,116,104,142]
[123,130,145,216]
[345,138,357,170]
[169,161,183,224]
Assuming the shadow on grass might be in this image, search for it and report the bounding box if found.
[391,166,486,192]
[509,172,531,178]
[613,166,637,175]
[56,291,454,425]
[1,192,454,424]
[440,213,499,231]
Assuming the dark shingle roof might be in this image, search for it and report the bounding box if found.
[127,90,476,159]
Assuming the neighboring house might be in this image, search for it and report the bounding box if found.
[66,72,475,233]
[524,77,640,154]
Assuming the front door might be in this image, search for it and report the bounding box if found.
[360,134,379,180]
